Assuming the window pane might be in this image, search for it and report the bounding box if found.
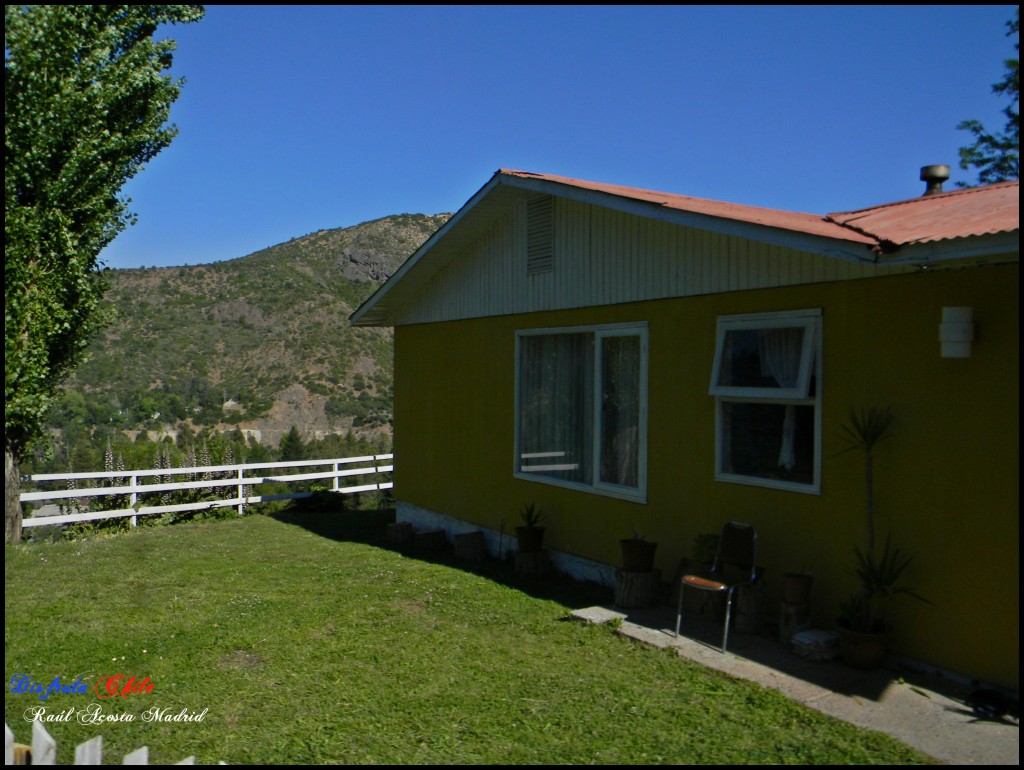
[719,401,814,485]
[600,334,640,488]
[716,326,807,391]
[518,333,593,483]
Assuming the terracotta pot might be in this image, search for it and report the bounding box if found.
[836,622,892,668]
[620,539,657,572]
[516,525,545,553]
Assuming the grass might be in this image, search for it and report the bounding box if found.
[4,508,933,765]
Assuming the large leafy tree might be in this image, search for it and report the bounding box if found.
[5,5,204,542]
[957,10,1019,184]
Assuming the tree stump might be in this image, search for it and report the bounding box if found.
[779,600,811,644]
[734,581,764,634]
[614,569,661,609]
[387,521,413,546]
[454,531,485,562]
[515,550,549,577]
[414,528,447,552]
[704,591,727,622]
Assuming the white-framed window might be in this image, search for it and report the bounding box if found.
[515,323,648,502]
[710,309,822,494]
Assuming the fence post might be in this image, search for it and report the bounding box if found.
[333,462,341,493]
[75,734,102,764]
[237,467,245,516]
[129,474,138,527]
[5,723,203,764]
[32,721,57,765]
[123,745,149,764]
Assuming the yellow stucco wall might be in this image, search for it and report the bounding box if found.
[394,262,1019,688]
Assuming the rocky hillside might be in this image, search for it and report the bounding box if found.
[50,213,448,449]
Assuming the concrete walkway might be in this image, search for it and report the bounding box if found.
[572,605,1019,765]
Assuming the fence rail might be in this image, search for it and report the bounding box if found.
[19,454,394,528]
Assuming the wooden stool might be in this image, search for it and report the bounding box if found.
[414,528,447,552]
[615,569,661,609]
[387,521,413,546]
[515,550,549,577]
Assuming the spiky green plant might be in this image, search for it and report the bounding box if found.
[837,407,929,631]
[838,406,894,562]
[519,502,545,528]
[840,536,930,632]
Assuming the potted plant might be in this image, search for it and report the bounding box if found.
[516,503,546,553]
[834,406,929,667]
[620,531,657,572]
[691,532,719,568]
[836,537,925,667]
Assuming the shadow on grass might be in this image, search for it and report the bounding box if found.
[269,497,395,545]
[270,501,988,708]
[269,499,613,611]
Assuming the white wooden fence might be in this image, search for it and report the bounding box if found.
[5,721,203,764]
[19,454,394,529]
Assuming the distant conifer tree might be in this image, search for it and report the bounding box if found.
[279,426,309,462]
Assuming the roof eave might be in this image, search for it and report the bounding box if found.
[879,231,1020,266]
[350,171,507,327]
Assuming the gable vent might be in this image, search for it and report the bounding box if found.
[526,195,554,275]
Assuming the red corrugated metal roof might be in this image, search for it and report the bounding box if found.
[499,169,875,245]
[825,180,1019,246]
[351,170,1018,326]
[499,169,1019,251]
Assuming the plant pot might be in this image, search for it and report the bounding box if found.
[516,525,545,553]
[836,622,892,669]
[782,572,813,605]
[620,539,657,572]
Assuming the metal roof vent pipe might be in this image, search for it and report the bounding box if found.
[920,164,950,196]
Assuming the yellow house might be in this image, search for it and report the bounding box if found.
[352,169,1019,689]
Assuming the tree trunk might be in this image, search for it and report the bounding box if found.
[6,442,24,544]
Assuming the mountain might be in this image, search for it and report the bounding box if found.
[50,213,448,451]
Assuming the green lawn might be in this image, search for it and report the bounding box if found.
[4,509,932,765]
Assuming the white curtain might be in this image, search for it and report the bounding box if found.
[758,328,803,470]
[519,334,593,483]
[600,335,640,487]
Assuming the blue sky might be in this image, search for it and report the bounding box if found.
[99,5,1018,270]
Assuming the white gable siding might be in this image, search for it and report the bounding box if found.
[393,197,913,326]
